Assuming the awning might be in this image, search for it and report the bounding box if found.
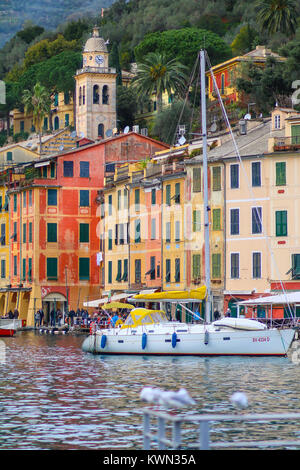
[83,292,132,307]
[35,161,50,168]
[130,286,206,303]
[237,291,300,306]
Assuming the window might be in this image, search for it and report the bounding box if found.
[43,117,48,130]
[63,161,74,177]
[116,260,122,282]
[23,191,26,208]
[174,183,180,204]
[124,189,128,210]
[230,209,239,235]
[274,114,280,129]
[108,195,112,215]
[79,87,82,106]
[150,256,156,280]
[166,184,171,206]
[119,223,124,245]
[54,116,59,130]
[166,222,171,243]
[47,258,58,280]
[20,121,24,132]
[13,222,17,242]
[108,229,112,250]
[212,253,221,278]
[50,162,55,178]
[98,124,104,138]
[151,188,156,205]
[175,258,180,282]
[252,207,262,234]
[175,221,180,242]
[82,86,85,105]
[115,224,118,245]
[102,85,109,104]
[230,164,239,189]
[22,258,26,281]
[134,219,141,243]
[29,222,32,243]
[13,194,17,212]
[64,92,70,105]
[28,258,32,281]
[231,253,239,279]
[79,257,90,280]
[212,167,221,191]
[29,190,32,207]
[151,218,156,240]
[252,162,261,187]
[80,162,89,178]
[252,252,261,279]
[118,190,121,210]
[165,259,171,282]
[48,189,57,206]
[7,151,12,161]
[79,223,89,243]
[212,208,221,231]
[108,261,112,283]
[0,224,5,246]
[193,168,201,192]
[43,166,47,178]
[65,114,69,127]
[135,189,140,211]
[4,195,8,212]
[80,190,89,207]
[193,210,201,232]
[93,85,99,104]
[275,210,287,236]
[292,254,300,279]
[13,255,17,276]
[276,162,286,186]
[192,254,201,280]
[1,259,5,278]
[54,93,58,106]
[123,259,128,281]
[23,223,26,244]
[47,223,57,242]
[135,259,141,283]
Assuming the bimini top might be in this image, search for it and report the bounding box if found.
[132,286,207,302]
[121,308,168,329]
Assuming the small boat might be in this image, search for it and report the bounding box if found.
[0,326,16,337]
[81,307,295,356]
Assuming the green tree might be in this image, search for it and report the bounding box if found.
[152,99,192,145]
[0,81,20,137]
[22,82,51,153]
[109,42,122,86]
[256,0,299,37]
[231,24,260,56]
[116,85,138,130]
[23,34,78,70]
[132,52,188,113]
[134,28,232,71]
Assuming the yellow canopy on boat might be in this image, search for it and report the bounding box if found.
[120,308,167,329]
[101,301,134,310]
[132,286,206,301]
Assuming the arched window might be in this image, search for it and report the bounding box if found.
[79,87,82,106]
[98,123,104,138]
[102,85,109,105]
[83,86,85,105]
[54,116,59,130]
[93,85,99,104]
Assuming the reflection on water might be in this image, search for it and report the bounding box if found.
[0,332,299,449]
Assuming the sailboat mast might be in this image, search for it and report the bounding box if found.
[200,49,211,323]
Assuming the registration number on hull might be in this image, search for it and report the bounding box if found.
[253,337,270,342]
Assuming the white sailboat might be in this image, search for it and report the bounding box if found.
[82,50,296,357]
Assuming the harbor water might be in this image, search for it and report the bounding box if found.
[0,331,300,450]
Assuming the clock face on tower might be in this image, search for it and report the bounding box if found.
[95,55,104,65]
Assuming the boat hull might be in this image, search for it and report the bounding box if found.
[82,327,295,357]
[0,328,16,337]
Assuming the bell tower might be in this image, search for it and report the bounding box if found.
[74,27,117,141]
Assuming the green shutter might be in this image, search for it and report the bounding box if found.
[291,125,300,145]
[22,258,26,281]
[108,261,112,283]
[193,210,201,232]
[193,168,201,192]
[192,254,201,279]
[166,185,171,205]
[135,189,140,211]
[47,223,57,242]
[108,229,112,250]
[212,253,221,278]
[79,223,89,243]
[116,259,122,281]
[13,194,17,212]
[175,182,180,203]
[79,257,90,280]
[28,258,32,281]
[29,222,32,243]
[123,259,128,281]
[212,167,221,191]
[276,210,287,236]
[48,189,57,206]
[212,208,221,230]
[23,223,26,243]
[276,162,286,186]
[47,258,58,280]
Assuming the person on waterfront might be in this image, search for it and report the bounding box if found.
[34,310,41,328]
[39,309,44,326]
[8,310,14,319]
[50,308,56,327]
[57,309,63,327]
[68,309,75,326]
[214,309,221,321]
[225,308,231,317]
[13,309,19,319]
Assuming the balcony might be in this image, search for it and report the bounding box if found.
[76,66,116,76]
[115,165,129,181]
[273,136,300,152]
[131,170,144,183]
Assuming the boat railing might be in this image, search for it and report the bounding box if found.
[142,408,300,450]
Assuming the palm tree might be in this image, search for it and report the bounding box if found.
[22,82,51,154]
[256,0,298,37]
[132,52,188,114]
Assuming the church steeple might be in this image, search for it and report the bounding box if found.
[74,28,116,141]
